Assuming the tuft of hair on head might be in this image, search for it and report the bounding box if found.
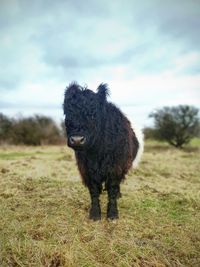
[63,82,82,115]
[97,83,110,102]
[65,81,82,96]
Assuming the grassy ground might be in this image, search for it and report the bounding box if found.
[0,141,200,267]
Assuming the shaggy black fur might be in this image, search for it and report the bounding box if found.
[63,82,139,220]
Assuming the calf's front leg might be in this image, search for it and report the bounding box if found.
[88,180,102,221]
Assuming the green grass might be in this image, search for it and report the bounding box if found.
[190,137,200,146]
[0,142,200,266]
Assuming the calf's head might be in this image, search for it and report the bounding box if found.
[63,82,109,150]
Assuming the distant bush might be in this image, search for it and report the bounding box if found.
[0,113,13,144]
[149,105,200,148]
[0,113,65,145]
[143,127,159,140]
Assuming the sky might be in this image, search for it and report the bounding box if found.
[0,0,200,128]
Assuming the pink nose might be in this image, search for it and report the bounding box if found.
[69,136,86,145]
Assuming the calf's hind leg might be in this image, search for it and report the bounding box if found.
[107,180,120,220]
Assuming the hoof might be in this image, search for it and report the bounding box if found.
[107,201,119,220]
[107,213,119,220]
[89,205,101,221]
[89,213,101,221]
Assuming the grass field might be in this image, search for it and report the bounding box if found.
[0,141,200,267]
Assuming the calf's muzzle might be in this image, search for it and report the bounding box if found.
[69,136,86,146]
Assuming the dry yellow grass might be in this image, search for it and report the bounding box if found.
[0,142,200,266]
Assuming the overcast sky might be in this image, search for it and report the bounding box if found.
[0,0,200,127]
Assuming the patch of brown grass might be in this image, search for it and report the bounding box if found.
[0,142,200,266]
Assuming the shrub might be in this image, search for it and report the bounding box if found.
[149,105,200,148]
[0,114,64,145]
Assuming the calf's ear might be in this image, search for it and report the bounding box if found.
[97,83,109,102]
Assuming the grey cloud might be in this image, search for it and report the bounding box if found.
[52,56,106,69]
[0,78,20,90]
[0,0,108,27]
[0,0,200,93]
[135,0,200,51]
[34,0,200,75]
[160,18,200,50]
[112,43,172,74]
